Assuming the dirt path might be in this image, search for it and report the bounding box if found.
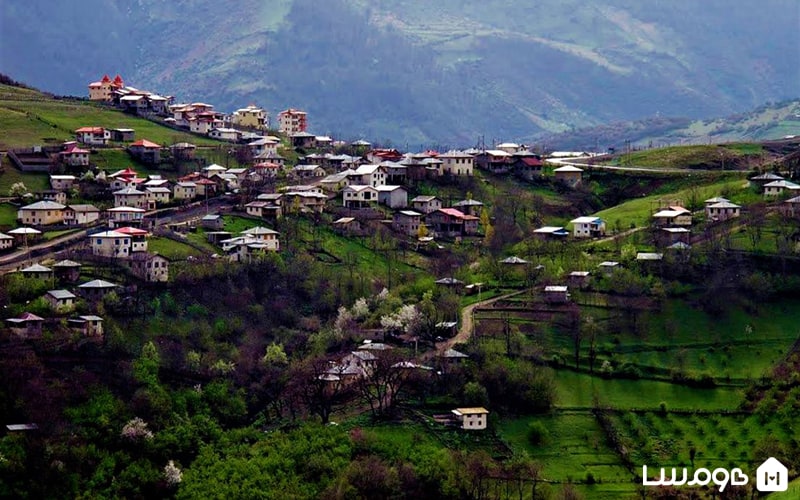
[437,290,527,352]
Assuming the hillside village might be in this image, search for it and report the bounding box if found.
[2,75,800,498]
[3,74,800,383]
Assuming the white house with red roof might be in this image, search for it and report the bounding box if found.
[277,108,307,134]
[75,127,110,146]
[59,142,90,167]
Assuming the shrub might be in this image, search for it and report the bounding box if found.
[527,421,548,446]
[585,472,597,485]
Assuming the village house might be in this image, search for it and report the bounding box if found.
[439,150,474,176]
[231,105,268,130]
[126,253,169,282]
[88,74,124,101]
[127,139,161,164]
[115,226,149,253]
[290,131,317,149]
[247,137,280,158]
[170,142,196,160]
[145,187,171,206]
[282,191,328,213]
[553,165,583,187]
[291,164,327,180]
[658,227,691,247]
[110,128,136,142]
[77,279,119,302]
[426,208,479,238]
[749,172,784,188]
[512,152,544,180]
[475,150,513,174]
[277,108,308,134]
[188,112,224,134]
[119,94,149,114]
[411,195,443,214]
[106,206,146,227]
[393,210,423,236]
[763,179,800,198]
[598,261,619,276]
[50,174,77,191]
[45,289,76,313]
[6,312,45,339]
[58,143,90,167]
[173,182,197,201]
[221,231,280,262]
[376,185,408,209]
[194,178,217,198]
[253,150,286,168]
[90,230,132,257]
[343,185,378,209]
[245,201,275,218]
[17,200,66,226]
[21,264,54,281]
[114,187,148,209]
[63,204,100,226]
[350,164,387,187]
[75,127,110,146]
[533,226,569,240]
[37,190,68,205]
[332,217,363,236]
[567,271,591,288]
[53,260,82,282]
[705,200,741,221]
[452,199,484,217]
[208,127,242,142]
[570,216,606,238]
[68,315,104,337]
[783,196,800,217]
[544,285,570,303]
[319,170,354,192]
[315,135,333,150]
[451,407,489,430]
[652,206,692,227]
[0,233,14,250]
[381,161,408,184]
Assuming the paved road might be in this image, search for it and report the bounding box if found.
[437,290,527,352]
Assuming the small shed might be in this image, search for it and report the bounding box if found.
[201,214,224,231]
[77,279,119,301]
[53,259,82,282]
[451,407,489,430]
[544,285,569,303]
[68,315,104,337]
[20,264,53,281]
[45,289,77,312]
[6,312,45,338]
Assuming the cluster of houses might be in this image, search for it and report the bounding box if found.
[3,260,123,340]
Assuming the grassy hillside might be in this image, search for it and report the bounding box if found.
[0,83,220,149]
[539,99,800,151]
[607,143,766,170]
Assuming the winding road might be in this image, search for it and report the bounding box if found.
[437,289,527,352]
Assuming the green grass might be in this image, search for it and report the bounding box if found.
[609,144,764,170]
[222,215,269,234]
[0,83,221,148]
[0,202,18,227]
[768,477,800,499]
[0,158,50,196]
[552,371,742,410]
[594,177,749,227]
[148,236,208,260]
[498,414,636,491]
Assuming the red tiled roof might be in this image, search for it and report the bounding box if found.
[130,139,161,148]
[61,143,89,154]
[521,157,543,166]
[438,208,468,219]
[114,227,149,236]
[101,74,111,83]
[75,127,105,134]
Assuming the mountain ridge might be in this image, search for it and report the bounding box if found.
[2,0,798,145]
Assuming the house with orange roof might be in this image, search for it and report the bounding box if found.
[128,139,161,164]
[75,127,110,146]
[88,74,124,101]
